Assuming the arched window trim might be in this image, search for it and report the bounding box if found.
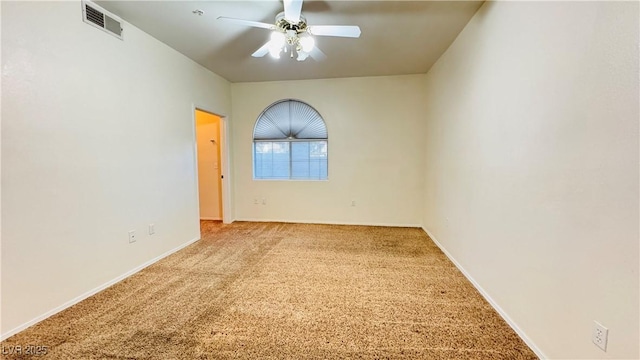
[252,98,328,141]
[252,99,328,181]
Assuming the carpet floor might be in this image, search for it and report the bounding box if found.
[2,221,537,359]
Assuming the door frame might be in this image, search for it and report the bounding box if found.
[191,105,232,224]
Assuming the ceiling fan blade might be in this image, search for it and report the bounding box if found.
[283,0,303,23]
[308,25,361,38]
[217,16,275,30]
[309,47,327,61]
[252,42,271,58]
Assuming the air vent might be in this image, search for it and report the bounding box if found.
[82,0,123,40]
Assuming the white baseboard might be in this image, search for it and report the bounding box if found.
[200,217,222,221]
[421,226,546,359]
[0,236,201,341]
[236,218,421,228]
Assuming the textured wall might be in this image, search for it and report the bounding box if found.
[421,2,639,358]
[231,75,426,226]
[1,1,231,337]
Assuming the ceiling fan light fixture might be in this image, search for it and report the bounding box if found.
[296,51,309,61]
[270,31,285,48]
[217,0,361,62]
[269,31,285,58]
[299,35,315,52]
[269,47,281,58]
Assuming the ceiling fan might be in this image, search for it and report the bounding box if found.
[217,0,361,61]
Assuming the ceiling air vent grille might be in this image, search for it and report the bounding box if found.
[82,1,123,40]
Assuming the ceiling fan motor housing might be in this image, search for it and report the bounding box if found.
[275,11,308,35]
[274,11,312,55]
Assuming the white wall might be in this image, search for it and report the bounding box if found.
[232,75,425,226]
[422,2,639,359]
[1,1,231,337]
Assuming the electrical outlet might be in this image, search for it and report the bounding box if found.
[262,198,266,205]
[351,200,356,207]
[254,198,258,205]
[148,224,155,235]
[592,321,608,351]
[128,230,136,243]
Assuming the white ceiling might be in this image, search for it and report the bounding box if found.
[97,1,484,83]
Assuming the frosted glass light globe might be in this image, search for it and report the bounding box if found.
[299,36,315,53]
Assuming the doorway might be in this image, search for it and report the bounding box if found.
[195,109,223,220]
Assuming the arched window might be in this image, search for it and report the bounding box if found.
[253,99,328,180]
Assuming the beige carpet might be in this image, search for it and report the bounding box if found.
[1,221,537,359]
